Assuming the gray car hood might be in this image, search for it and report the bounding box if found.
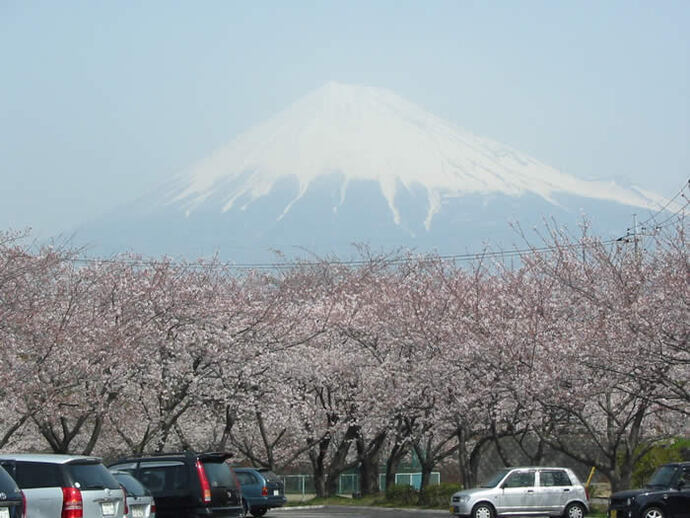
[454,487,496,497]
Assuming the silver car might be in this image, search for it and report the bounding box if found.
[110,470,156,518]
[450,467,589,518]
[0,453,126,518]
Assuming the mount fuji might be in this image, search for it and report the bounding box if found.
[78,82,669,262]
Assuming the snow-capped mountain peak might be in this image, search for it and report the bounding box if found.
[171,81,664,229]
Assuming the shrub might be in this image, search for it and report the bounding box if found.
[632,438,690,487]
[419,482,463,507]
[385,484,419,506]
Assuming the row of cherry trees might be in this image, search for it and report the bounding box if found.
[0,225,688,494]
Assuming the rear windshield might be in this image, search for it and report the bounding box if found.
[202,462,233,488]
[68,462,121,490]
[113,473,149,497]
[258,470,281,484]
[0,467,19,494]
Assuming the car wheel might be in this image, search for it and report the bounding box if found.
[472,503,495,518]
[251,508,267,518]
[643,507,666,518]
[564,502,586,518]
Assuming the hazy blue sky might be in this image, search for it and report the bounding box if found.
[1,0,688,238]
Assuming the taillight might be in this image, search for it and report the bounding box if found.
[195,460,212,504]
[151,503,156,515]
[61,487,83,518]
[121,485,129,517]
[585,486,589,500]
[261,486,268,497]
[20,490,26,518]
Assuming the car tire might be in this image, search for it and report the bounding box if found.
[642,507,666,518]
[563,502,586,518]
[251,508,267,518]
[472,502,495,518]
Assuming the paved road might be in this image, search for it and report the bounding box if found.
[270,506,450,517]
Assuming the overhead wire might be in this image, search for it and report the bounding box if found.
[57,179,690,272]
[636,178,690,232]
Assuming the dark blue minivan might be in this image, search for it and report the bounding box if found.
[233,467,286,517]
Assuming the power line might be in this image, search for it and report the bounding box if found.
[636,178,690,232]
[35,180,690,272]
[68,238,625,271]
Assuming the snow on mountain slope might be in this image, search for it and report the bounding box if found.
[170,81,665,230]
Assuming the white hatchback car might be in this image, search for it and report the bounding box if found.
[0,453,126,518]
[450,467,589,518]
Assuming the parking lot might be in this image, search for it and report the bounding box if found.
[272,506,450,517]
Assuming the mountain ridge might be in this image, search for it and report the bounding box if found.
[74,82,673,262]
[166,82,665,231]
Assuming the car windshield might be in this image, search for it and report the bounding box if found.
[481,469,511,488]
[647,466,678,487]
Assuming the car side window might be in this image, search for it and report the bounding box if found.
[503,471,535,488]
[681,468,690,486]
[109,462,138,474]
[540,470,572,487]
[236,472,255,485]
[13,462,63,489]
[138,461,188,495]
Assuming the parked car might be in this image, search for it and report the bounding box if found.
[232,467,286,517]
[608,462,690,518]
[0,453,126,518]
[450,466,589,518]
[110,470,156,518]
[109,452,243,518]
[0,464,25,518]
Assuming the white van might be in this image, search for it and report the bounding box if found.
[0,453,126,518]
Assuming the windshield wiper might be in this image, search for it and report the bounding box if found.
[81,484,108,490]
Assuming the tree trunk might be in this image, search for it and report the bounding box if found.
[324,425,358,497]
[308,434,330,498]
[384,438,407,492]
[356,430,387,495]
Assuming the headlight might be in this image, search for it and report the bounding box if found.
[457,495,470,502]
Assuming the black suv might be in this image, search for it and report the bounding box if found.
[608,462,690,518]
[0,465,24,518]
[109,452,243,518]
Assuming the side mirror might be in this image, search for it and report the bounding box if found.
[677,479,686,490]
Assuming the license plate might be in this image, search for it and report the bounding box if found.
[132,506,145,518]
[101,502,115,516]
[273,489,280,496]
[0,507,9,518]
[610,511,617,518]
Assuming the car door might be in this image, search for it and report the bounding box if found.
[136,460,192,518]
[236,471,260,506]
[666,467,690,518]
[498,470,537,514]
[537,469,574,514]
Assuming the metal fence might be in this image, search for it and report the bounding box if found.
[281,472,441,496]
